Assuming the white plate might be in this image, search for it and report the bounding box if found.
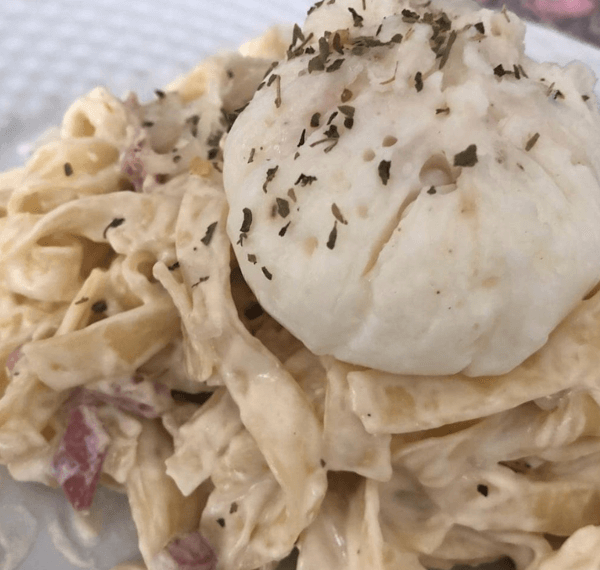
[1,1,600,569]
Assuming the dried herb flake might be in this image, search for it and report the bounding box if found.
[263,166,279,193]
[307,0,324,15]
[453,144,478,167]
[327,222,338,250]
[378,160,391,185]
[201,222,218,246]
[102,217,125,239]
[308,56,326,73]
[327,59,345,73]
[415,71,424,92]
[402,8,420,23]
[191,276,210,288]
[279,221,291,236]
[332,203,348,224]
[324,125,339,139]
[292,23,305,46]
[439,30,457,70]
[525,132,540,152]
[240,208,253,233]
[295,173,318,186]
[348,7,364,27]
[276,198,290,218]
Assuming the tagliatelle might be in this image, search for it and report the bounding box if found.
[4,2,600,570]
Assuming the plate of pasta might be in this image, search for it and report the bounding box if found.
[4,1,600,570]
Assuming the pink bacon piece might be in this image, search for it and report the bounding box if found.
[155,532,217,570]
[51,405,110,511]
[67,375,170,419]
[121,139,146,192]
[6,346,23,372]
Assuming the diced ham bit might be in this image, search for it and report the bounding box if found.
[5,346,23,372]
[96,391,158,418]
[153,532,217,570]
[121,139,146,192]
[66,376,171,419]
[51,405,110,511]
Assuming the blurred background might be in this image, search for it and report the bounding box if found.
[1,0,600,171]
[481,0,600,39]
[0,0,312,171]
[2,0,600,171]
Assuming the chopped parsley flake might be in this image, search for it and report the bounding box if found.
[295,174,318,186]
[348,7,364,27]
[201,222,218,246]
[378,160,391,185]
[415,71,424,92]
[263,166,279,193]
[525,133,540,152]
[102,217,125,239]
[240,208,253,233]
[453,144,478,167]
[327,59,345,73]
[327,222,338,249]
[279,221,291,236]
[276,198,290,218]
[332,203,348,224]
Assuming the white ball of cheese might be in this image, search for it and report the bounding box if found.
[223,0,600,376]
